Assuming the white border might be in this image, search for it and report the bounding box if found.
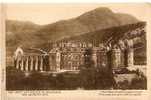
[0,0,151,3]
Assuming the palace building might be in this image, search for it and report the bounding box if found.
[13,22,146,72]
[13,40,134,72]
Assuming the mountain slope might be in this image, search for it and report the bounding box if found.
[36,7,138,41]
[6,7,139,54]
[6,20,41,34]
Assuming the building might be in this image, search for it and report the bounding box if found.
[13,38,135,72]
[13,22,147,72]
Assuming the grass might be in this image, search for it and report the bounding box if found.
[6,66,147,90]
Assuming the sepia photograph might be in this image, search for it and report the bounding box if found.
[5,4,147,90]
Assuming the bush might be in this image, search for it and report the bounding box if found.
[79,66,116,90]
[130,73,147,89]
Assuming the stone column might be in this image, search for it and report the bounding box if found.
[49,54,52,71]
[120,50,125,67]
[25,56,29,71]
[127,48,134,67]
[99,50,107,68]
[56,52,61,71]
[35,56,38,71]
[30,56,33,71]
[20,57,24,71]
[16,58,19,69]
[111,48,121,69]
[92,49,97,67]
[40,56,43,71]
[92,53,97,67]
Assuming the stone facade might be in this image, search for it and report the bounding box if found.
[13,40,134,72]
[12,22,146,72]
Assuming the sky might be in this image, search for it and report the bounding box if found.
[5,3,151,25]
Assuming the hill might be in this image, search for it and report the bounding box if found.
[6,7,139,51]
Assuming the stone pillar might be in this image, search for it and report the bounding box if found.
[20,57,24,71]
[16,58,19,69]
[120,50,125,67]
[49,54,52,71]
[40,56,43,71]
[92,51,97,67]
[111,48,121,69]
[15,56,22,70]
[56,52,61,71]
[35,56,38,71]
[25,56,29,71]
[124,39,134,67]
[127,48,134,67]
[30,56,33,71]
[99,50,108,68]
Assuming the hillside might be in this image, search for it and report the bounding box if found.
[6,20,41,34]
[6,7,139,51]
[35,7,138,41]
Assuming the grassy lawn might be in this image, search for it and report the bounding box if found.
[6,66,147,90]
